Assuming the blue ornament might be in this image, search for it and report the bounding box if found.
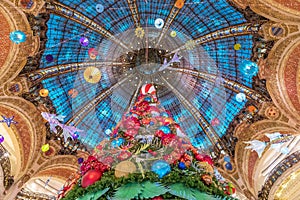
[160,112,169,118]
[144,96,151,102]
[159,126,171,134]
[149,121,154,126]
[73,133,79,139]
[96,4,104,13]
[151,160,171,178]
[117,138,125,146]
[238,60,259,76]
[10,30,27,44]
[236,93,246,103]
[224,156,231,163]
[178,162,186,170]
[225,162,233,171]
[111,140,118,148]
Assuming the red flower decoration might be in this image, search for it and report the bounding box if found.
[152,196,163,200]
[136,101,150,112]
[80,156,109,175]
[102,156,114,166]
[161,134,176,145]
[123,117,140,130]
[117,151,132,161]
[155,130,164,138]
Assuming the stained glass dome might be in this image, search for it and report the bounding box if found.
[29,0,267,153]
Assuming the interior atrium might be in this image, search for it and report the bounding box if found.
[0,0,300,199]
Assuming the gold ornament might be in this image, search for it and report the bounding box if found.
[135,27,145,39]
[170,31,177,37]
[84,67,101,84]
[197,161,214,174]
[41,144,50,152]
[234,43,241,50]
[39,89,49,97]
[201,174,213,185]
[114,160,136,178]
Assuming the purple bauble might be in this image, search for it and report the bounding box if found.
[0,135,4,143]
[79,37,89,46]
[45,55,54,62]
[73,134,79,139]
[78,157,84,164]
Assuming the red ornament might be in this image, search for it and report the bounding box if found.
[155,130,164,138]
[81,170,102,188]
[195,154,205,161]
[202,155,214,166]
[117,151,132,161]
[152,196,164,200]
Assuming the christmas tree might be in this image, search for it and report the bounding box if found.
[61,84,235,200]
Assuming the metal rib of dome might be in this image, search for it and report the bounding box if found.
[36,0,266,151]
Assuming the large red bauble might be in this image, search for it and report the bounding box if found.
[81,170,102,188]
[195,154,205,161]
[202,155,214,166]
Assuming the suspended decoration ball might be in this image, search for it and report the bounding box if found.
[105,129,112,135]
[151,160,171,178]
[154,18,164,29]
[39,89,49,97]
[73,133,79,139]
[175,0,185,9]
[79,36,89,47]
[9,30,26,44]
[83,67,101,83]
[224,156,231,163]
[68,89,78,98]
[225,162,233,171]
[238,60,259,76]
[159,126,171,134]
[81,169,102,188]
[224,182,236,195]
[197,161,214,174]
[160,112,169,118]
[0,135,4,143]
[211,118,220,126]
[41,144,50,152]
[96,4,104,13]
[178,162,186,170]
[248,105,257,113]
[45,55,54,62]
[235,92,246,103]
[170,31,177,37]
[234,43,241,50]
[78,157,84,164]
[202,155,214,166]
[88,48,98,59]
[114,161,137,178]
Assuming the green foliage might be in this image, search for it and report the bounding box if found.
[139,181,169,199]
[168,183,197,200]
[77,188,109,200]
[63,168,235,200]
[113,183,143,200]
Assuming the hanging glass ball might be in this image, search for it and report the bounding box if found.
[170,31,177,37]
[154,18,164,29]
[178,162,186,170]
[41,144,50,152]
[0,135,4,143]
[96,4,104,13]
[159,126,171,134]
[236,93,246,103]
[45,55,54,62]
[10,30,26,44]
[151,160,171,178]
[225,162,233,171]
[238,60,259,76]
[80,37,89,46]
[78,157,84,164]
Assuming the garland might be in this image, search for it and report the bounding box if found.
[63,167,234,200]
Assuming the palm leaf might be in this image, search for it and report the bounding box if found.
[77,188,110,200]
[113,183,143,200]
[168,183,196,200]
[191,188,218,200]
[139,181,169,199]
[93,188,110,200]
